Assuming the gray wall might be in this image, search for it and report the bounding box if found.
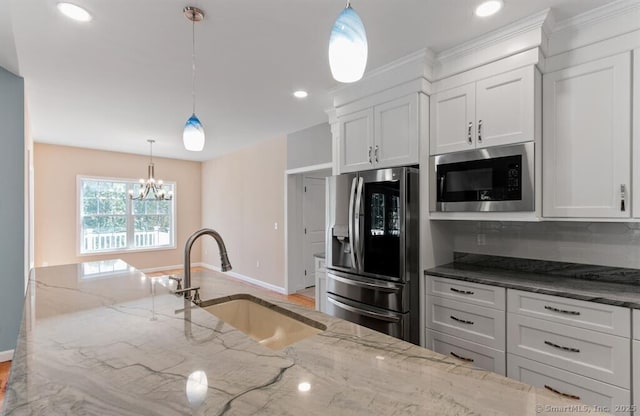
[448,221,640,268]
[0,66,24,352]
[286,123,332,170]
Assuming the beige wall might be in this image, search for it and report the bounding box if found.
[201,136,286,289]
[34,143,202,269]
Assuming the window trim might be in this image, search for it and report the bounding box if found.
[76,175,177,256]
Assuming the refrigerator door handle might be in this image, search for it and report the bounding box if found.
[354,177,364,270]
[328,272,403,292]
[348,177,358,270]
[327,296,401,323]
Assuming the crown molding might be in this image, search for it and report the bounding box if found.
[552,0,640,33]
[436,9,550,63]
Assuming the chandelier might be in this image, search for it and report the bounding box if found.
[183,6,206,151]
[129,140,173,201]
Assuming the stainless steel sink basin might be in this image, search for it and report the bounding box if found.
[200,294,326,350]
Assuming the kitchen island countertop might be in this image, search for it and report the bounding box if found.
[2,260,609,415]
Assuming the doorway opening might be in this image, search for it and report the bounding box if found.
[284,163,332,302]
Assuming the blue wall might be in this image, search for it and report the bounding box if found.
[0,66,24,353]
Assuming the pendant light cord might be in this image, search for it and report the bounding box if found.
[191,17,196,115]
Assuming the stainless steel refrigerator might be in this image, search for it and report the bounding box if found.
[325,167,419,344]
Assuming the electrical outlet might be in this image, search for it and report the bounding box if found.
[477,234,486,246]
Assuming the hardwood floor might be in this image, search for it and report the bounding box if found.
[145,267,316,309]
[0,360,11,408]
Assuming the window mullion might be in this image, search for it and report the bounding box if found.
[127,183,135,248]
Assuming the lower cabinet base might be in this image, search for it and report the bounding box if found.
[507,354,631,415]
[425,329,505,375]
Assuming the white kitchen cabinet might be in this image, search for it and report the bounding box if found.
[337,93,421,173]
[314,255,327,313]
[634,48,640,219]
[338,108,374,173]
[543,52,632,219]
[508,354,631,415]
[634,310,639,414]
[430,66,537,155]
[374,94,419,169]
[430,84,476,155]
[425,329,505,375]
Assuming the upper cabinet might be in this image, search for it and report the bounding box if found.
[338,93,421,173]
[543,52,631,219]
[430,66,538,155]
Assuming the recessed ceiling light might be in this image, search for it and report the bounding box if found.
[57,3,92,22]
[475,0,503,17]
[293,90,308,99]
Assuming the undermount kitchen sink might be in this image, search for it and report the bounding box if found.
[200,294,326,350]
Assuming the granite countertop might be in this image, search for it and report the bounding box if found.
[3,260,610,415]
[426,256,640,309]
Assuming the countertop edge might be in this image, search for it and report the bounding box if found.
[424,268,640,309]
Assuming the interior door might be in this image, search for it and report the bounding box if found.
[303,176,326,288]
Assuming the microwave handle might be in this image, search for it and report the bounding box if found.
[439,175,446,199]
[348,177,358,270]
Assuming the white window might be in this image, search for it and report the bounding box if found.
[78,177,175,254]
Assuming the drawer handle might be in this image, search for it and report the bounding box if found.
[450,315,474,325]
[450,287,474,295]
[450,352,474,363]
[544,385,581,401]
[544,305,580,316]
[544,340,580,353]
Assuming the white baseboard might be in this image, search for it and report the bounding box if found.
[139,263,204,274]
[200,263,287,294]
[0,349,14,362]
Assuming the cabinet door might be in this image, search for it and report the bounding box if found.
[374,94,419,168]
[634,48,640,218]
[476,67,535,148]
[543,52,631,218]
[634,341,639,414]
[429,83,476,155]
[339,108,374,173]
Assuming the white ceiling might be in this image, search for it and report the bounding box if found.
[1,0,616,161]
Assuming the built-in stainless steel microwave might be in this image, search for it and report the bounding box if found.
[429,142,534,212]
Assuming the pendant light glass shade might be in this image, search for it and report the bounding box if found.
[329,5,368,83]
[183,114,205,151]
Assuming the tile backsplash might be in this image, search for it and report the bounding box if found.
[449,221,640,269]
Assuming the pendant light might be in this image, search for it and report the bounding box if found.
[183,6,205,152]
[129,140,173,201]
[328,0,368,83]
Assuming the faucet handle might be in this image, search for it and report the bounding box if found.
[192,288,201,306]
[167,275,182,290]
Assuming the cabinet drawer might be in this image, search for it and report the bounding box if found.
[508,314,630,388]
[426,295,505,349]
[425,329,505,375]
[508,354,631,415]
[634,309,639,340]
[426,275,505,310]
[508,289,630,337]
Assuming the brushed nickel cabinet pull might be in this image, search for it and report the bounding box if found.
[544,305,580,316]
[450,352,474,362]
[368,146,372,164]
[477,120,483,143]
[468,122,473,144]
[374,145,379,163]
[450,315,474,325]
[544,385,581,400]
[450,287,474,295]
[544,340,580,353]
[621,184,626,212]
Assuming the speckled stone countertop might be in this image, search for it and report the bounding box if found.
[3,260,610,415]
[426,253,640,308]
